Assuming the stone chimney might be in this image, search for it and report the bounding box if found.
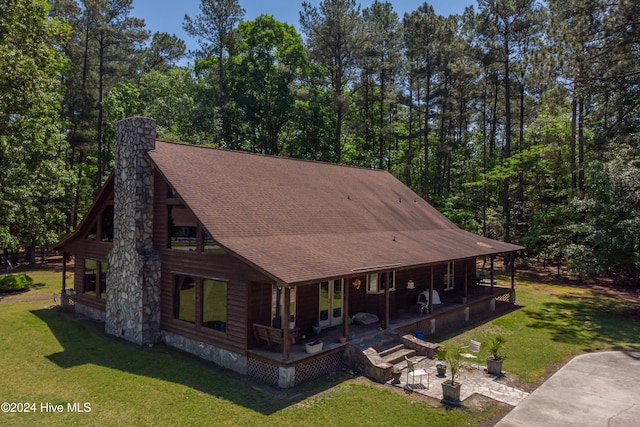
[105,117,161,345]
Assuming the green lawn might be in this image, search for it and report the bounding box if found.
[440,276,640,384]
[1,268,639,426]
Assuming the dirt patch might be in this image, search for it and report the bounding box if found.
[0,292,58,303]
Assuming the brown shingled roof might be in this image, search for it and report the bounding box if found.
[148,141,523,285]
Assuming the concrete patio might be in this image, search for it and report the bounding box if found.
[387,356,530,407]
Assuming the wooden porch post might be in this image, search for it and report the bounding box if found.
[429,266,434,314]
[463,260,468,299]
[384,272,390,329]
[61,252,67,293]
[490,257,495,295]
[343,277,350,339]
[511,253,516,290]
[283,285,291,361]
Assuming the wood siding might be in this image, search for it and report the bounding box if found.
[154,172,275,356]
[294,284,319,335]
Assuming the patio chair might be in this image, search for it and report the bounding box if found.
[404,356,429,389]
[460,339,481,370]
[416,290,441,315]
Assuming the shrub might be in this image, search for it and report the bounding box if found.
[0,274,34,293]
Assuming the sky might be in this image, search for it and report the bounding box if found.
[131,0,477,63]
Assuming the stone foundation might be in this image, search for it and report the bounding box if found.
[75,303,106,322]
[161,331,248,375]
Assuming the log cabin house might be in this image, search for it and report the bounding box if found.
[55,117,523,387]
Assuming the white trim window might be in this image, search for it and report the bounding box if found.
[367,271,396,294]
[444,262,454,291]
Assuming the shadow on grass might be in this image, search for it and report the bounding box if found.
[31,307,349,415]
[434,303,524,342]
[523,294,640,349]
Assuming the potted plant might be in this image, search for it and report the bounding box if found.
[435,347,447,377]
[390,366,402,384]
[486,335,507,375]
[441,350,463,405]
[289,314,296,329]
[312,324,321,335]
[305,340,323,354]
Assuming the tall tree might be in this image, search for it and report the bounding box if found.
[92,0,148,186]
[143,32,186,72]
[403,4,445,201]
[0,0,75,259]
[51,0,148,226]
[228,15,308,155]
[183,0,244,107]
[568,146,640,285]
[478,0,538,242]
[360,1,401,170]
[300,0,362,162]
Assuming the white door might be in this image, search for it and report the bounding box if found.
[319,279,344,328]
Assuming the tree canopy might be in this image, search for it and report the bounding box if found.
[0,0,75,259]
[2,0,639,281]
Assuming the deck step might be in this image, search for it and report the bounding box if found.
[378,344,405,358]
[353,333,396,351]
[381,348,417,365]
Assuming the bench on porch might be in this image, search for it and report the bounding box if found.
[253,323,299,347]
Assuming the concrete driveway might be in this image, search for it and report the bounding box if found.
[496,351,640,427]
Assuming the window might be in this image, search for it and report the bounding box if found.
[174,275,227,333]
[99,261,108,299]
[204,232,226,254]
[366,274,378,293]
[167,205,226,254]
[84,205,113,242]
[168,205,198,250]
[175,276,196,324]
[202,279,227,332]
[82,259,108,298]
[100,205,114,242]
[367,272,395,294]
[86,224,97,240]
[444,262,454,291]
[84,259,97,295]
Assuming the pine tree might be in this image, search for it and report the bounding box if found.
[300,0,362,163]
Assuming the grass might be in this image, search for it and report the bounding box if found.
[0,268,488,427]
[1,268,639,425]
[440,275,640,384]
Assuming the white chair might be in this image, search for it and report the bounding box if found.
[460,339,481,370]
[417,290,441,315]
[404,356,429,389]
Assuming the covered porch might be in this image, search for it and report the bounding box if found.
[247,276,515,387]
[251,255,515,356]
